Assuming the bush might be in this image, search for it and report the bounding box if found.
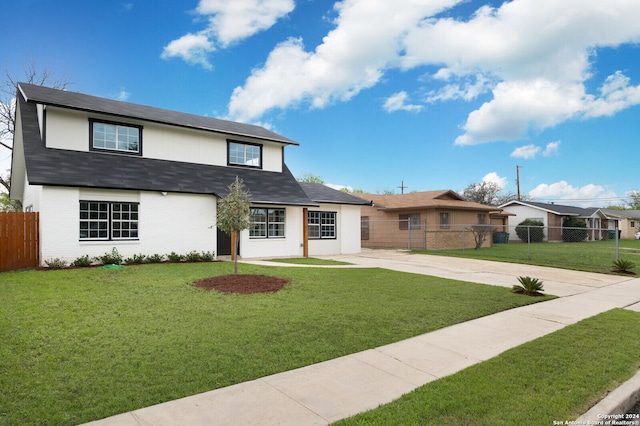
[200,251,215,261]
[71,255,93,267]
[146,254,164,263]
[97,247,123,265]
[167,252,184,262]
[44,258,68,269]
[185,250,202,262]
[512,276,545,296]
[515,219,545,243]
[124,253,147,264]
[562,217,588,242]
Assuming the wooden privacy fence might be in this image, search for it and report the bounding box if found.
[0,212,40,272]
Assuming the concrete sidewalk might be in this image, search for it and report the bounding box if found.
[83,251,640,426]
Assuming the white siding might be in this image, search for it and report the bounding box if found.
[240,206,304,258]
[39,187,217,265]
[308,205,362,256]
[43,106,283,172]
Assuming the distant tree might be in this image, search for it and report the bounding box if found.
[297,173,324,184]
[378,188,395,195]
[0,191,20,212]
[462,181,526,206]
[626,190,640,210]
[216,177,252,274]
[0,61,72,193]
[340,187,365,193]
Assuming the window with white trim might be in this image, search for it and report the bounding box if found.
[250,208,285,238]
[308,211,336,239]
[228,141,261,168]
[90,119,141,154]
[79,201,139,240]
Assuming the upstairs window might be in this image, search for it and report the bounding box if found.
[228,141,262,168]
[90,119,141,154]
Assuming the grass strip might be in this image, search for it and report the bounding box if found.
[266,257,352,265]
[0,262,551,425]
[413,239,640,274]
[335,308,640,426]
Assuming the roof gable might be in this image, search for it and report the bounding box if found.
[18,83,298,146]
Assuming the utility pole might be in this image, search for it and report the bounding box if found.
[398,180,408,194]
[516,165,522,201]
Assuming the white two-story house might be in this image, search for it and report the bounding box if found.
[9,83,370,264]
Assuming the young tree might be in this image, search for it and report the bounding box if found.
[216,176,252,274]
[1,61,72,193]
[626,190,640,210]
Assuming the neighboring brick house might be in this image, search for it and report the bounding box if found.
[9,83,370,264]
[499,200,615,241]
[353,190,511,250]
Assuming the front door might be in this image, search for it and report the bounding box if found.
[216,228,232,256]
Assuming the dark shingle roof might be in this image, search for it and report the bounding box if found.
[502,201,598,216]
[18,92,316,206]
[298,182,372,205]
[18,83,298,145]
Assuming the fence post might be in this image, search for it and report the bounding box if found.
[615,228,619,261]
[407,219,411,250]
[527,226,531,259]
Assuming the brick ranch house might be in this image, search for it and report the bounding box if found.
[353,190,513,250]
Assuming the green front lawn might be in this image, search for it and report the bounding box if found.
[0,262,551,425]
[414,239,640,273]
[336,308,640,425]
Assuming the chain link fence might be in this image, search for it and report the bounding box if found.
[360,219,633,271]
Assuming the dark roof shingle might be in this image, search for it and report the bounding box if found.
[18,90,315,206]
[18,82,298,145]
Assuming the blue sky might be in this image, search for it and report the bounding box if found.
[2,0,640,206]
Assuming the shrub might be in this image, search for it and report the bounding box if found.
[44,258,68,269]
[98,247,123,265]
[72,255,93,267]
[185,250,202,262]
[512,276,545,296]
[200,251,215,261]
[146,254,164,263]
[562,217,588,242]
[515,219,545,243]
[167,251,184,262]
[612,258,635,273]
[124,253,147,264]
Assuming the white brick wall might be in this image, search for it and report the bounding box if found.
[39,187,217,265]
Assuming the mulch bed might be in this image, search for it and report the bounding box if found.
[194,274,289,294]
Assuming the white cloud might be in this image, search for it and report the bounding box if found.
[228,0,460,122]
[528,180,617,206]
[383,91,423,113]
[110,89,130,102]
[197,0,294,47]
[227,0,640,141]
[543,141,560,156]
[161,33,215,69]
[326,183,353,192]
[511,144,540,160]
[162,0,294,68]
[482,172,507,190]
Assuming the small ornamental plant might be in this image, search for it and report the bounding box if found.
[512,276,545,296]
[612,259,635,275]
